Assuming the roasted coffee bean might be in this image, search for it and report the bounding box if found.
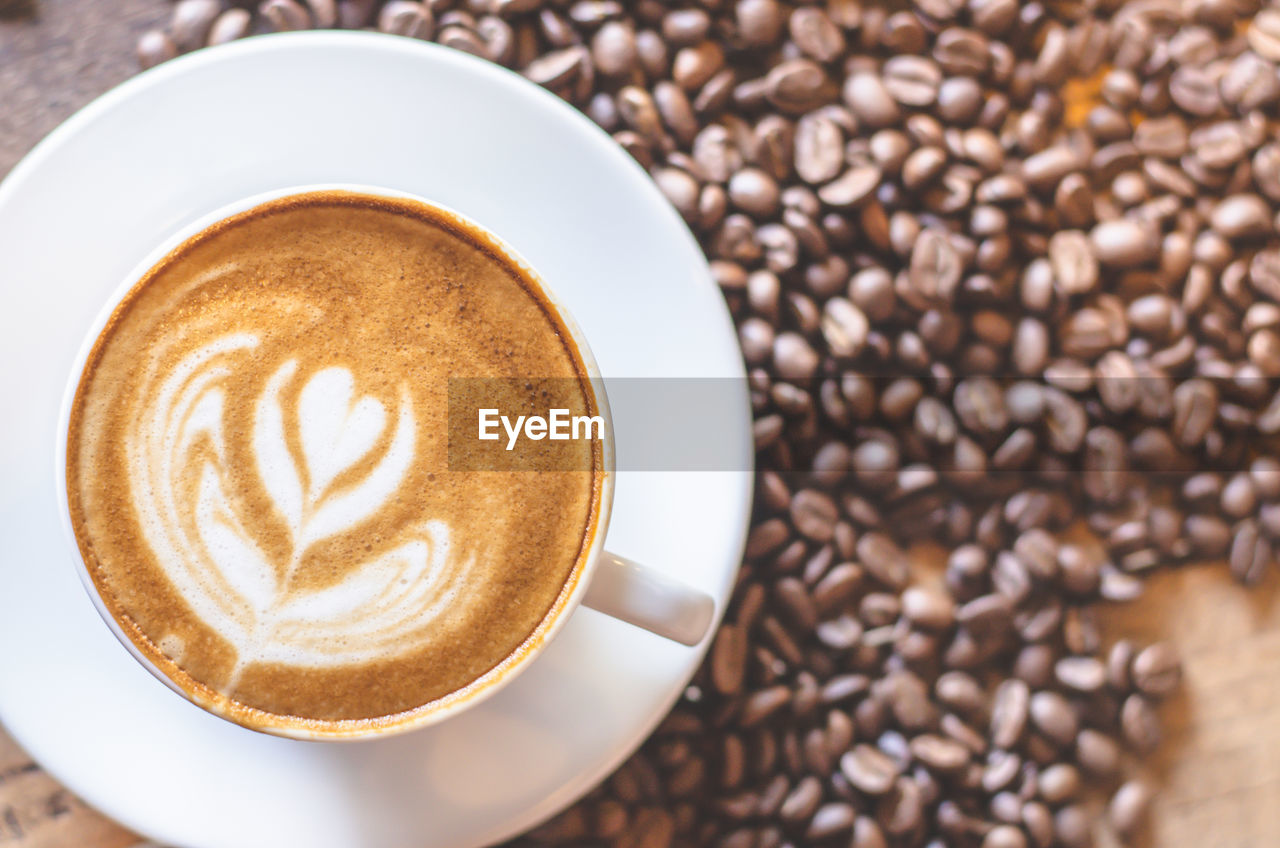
[1043,359,1092,395]
[619,808,673,848]
[939,712,986,754]
[983,824,1028,848]
[1037,763,1081,804]
[813,563,863,613]
[1075,728,1121,776]
[1040,388,1086,454]
[994,792,1025,826]
[773,578,817,636]
[1248,8,1280,61]
[136,30,177,68]
[1131,642,1182,698]
[1120,694,1161,753]
[856,532,910,590]
[735,0,783,46]
[816,613,863,650]
[654,166,700,220]
[171,0,221,50]
[711,624,747,697]
[883,56,943,107]
[208,8,252,45]
[820,298,869,359]
[767,59,831,114]
[1060,308,1114,359]
[672,42,724,93]
[902,586,956,631]
[773,332,819,382]
[1028,691,1077,747]
[1053,805,1092,848]
[789,7,844,63]
[261,0,312,31]
[1054,657,1106,693]
[740,686,792,727]
[1253,249,1280,302]
[1009,644,1051,689]
[1134,114,1188,158]
[929,672,980,716]
[807,803,856,839]
[1090,219,1158,267]
[728,168,781,218]
[932,27,988,76]
[910,734,970,772]
[794,113,843,185]
[841,744,899,795]
[958,593,1013,637]
[844,73,901,128]
[1170,66,1222,116]
[589,22,636,77]
[1108,780,1152,838]
[1255,144,1280,202]
[1229,518,1272,585]
[1023,147,1083,193]
[989,679,1029,749]
[1190,123,1247,173]
[778,775,822,822]
[524,46,587,87]
[1172,378,1218,447]
[907,229,964,303]
[1212,194,1273,239]
[902,147,947,191]
[849,815,888,848]
[982,749,1021,795]
[819,166,882,208]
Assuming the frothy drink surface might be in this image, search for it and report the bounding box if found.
[66,192,602,730]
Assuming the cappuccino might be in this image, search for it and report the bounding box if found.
[65,192,603,732]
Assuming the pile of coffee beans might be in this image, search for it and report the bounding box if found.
[136,0,1280,845]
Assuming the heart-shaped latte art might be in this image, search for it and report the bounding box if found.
[127,336,464,681]
[298,367,387,500]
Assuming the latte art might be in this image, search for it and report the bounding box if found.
[66,193,603,729]
[128,333,464,672]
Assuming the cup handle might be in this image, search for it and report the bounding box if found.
[580,551,716,646]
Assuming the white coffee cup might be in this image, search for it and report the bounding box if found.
[55,184,717,740]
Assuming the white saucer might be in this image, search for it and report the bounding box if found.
[0,33,751,848]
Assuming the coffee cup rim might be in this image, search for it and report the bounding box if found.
[54,183,617,741]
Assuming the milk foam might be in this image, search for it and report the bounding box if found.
[125,334,463,671]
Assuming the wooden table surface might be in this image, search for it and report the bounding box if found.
[2,3,1280,847]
